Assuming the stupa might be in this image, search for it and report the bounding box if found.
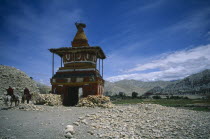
[49,23,106,106]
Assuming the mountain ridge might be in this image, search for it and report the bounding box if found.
[104,79,172,96]
[104,69,210,96]
[145,69,210,95]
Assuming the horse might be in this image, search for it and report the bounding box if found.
[3,93,20,106]
[22,94,32,104]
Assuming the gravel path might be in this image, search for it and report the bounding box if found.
[0,104,210,139]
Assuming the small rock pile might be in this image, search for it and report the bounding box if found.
[77,95,114,108]
[32,93,62,106]
[18,104,45,111]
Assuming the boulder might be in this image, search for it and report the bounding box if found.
[64,125,74,138]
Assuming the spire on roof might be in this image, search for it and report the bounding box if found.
[72,22,89,47]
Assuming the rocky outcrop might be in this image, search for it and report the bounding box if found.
[0,65,40,96]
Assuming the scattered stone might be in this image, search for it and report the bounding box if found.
[78,117,84,120]
[87,130,94,135]
[73,122,79,126]
[80,119,88,125]
[64,132,73,138]
[80,104,210,139]
[65,125,75,134]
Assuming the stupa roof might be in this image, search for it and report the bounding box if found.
[49,23,106,59]
[49,46,106,59]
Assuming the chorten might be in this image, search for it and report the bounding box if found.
[49,23,106,106]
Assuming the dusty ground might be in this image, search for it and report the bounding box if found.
[0,104,101,139]
[0,103,210,139]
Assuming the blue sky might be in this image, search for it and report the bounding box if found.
[1,0,210,85]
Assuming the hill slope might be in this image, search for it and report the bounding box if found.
[0,65,40,96]
[104,80,172,96]
[146,69,210,95]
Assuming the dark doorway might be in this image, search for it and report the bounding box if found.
[63,87,79,106]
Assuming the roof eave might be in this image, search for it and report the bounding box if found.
[49,46,106,59]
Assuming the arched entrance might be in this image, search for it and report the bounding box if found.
[63,87,79,106]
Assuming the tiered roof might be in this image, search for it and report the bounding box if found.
[49,23,106,59]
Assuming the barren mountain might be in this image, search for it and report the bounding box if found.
[104,80,172,96]
[146,69,210,95]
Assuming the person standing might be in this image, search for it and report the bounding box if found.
[23,87,31,104]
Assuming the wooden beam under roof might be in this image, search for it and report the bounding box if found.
[49,46,106,59]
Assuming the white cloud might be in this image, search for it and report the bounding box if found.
[128,44,210,72]
[107,44,210,82]
[103,7,210,79]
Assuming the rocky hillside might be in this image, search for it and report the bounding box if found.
[146,69,210,95]
[0,65,40,96]
[104,80,172,96]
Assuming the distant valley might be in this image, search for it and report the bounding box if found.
[104,80,172,96]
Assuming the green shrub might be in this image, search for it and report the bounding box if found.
[132,92,138,99]
[152,95,161,99]
[183,96,189,99]
[119,92,126,99]
[170,96,181,99]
